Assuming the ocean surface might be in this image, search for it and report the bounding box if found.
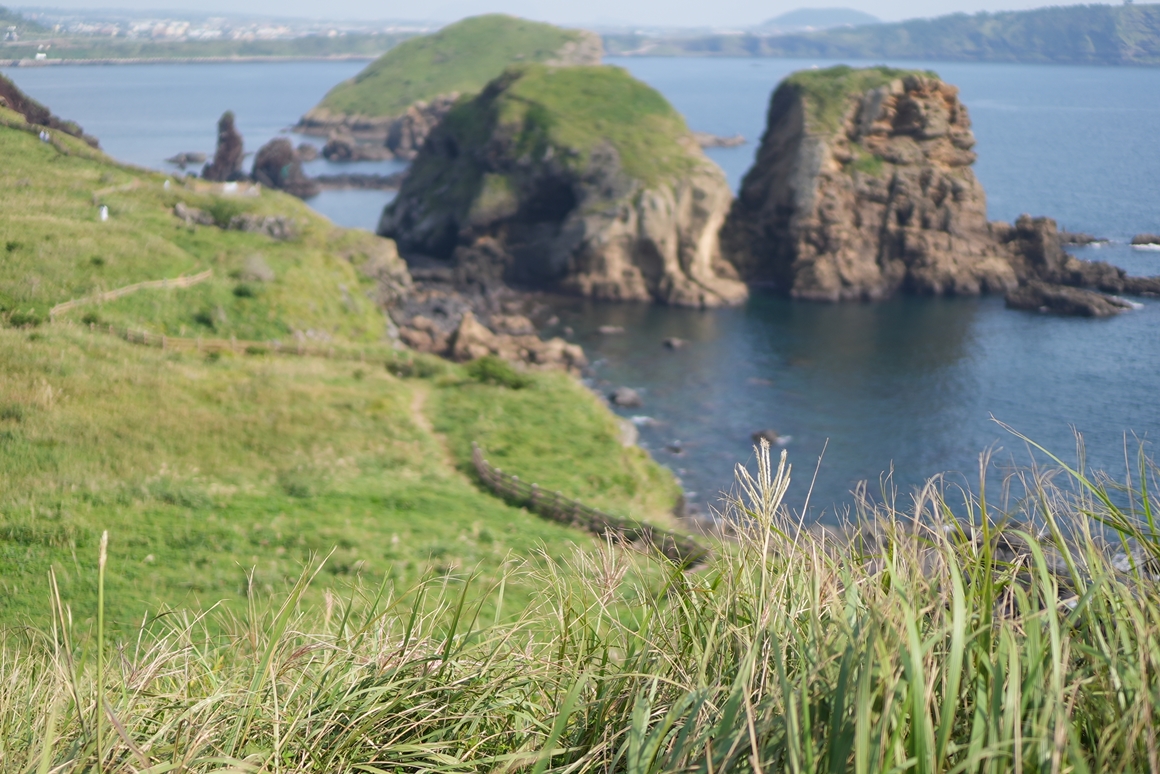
[4,58,1158,517]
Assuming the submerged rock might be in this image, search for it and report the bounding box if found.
[202,111,245,182]
[722,67,1017,300]
[251,138,320,199]
[609,387,643,407]
[1005,281,1132,317]
[380,64,748,308]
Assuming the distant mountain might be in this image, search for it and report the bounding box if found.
[603,2,1160,66]
[754,7,880,34]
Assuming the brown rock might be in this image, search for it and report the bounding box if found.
[251,138,320,199]
[322,130,394,162]
[491,314,535,335]
[723,71,1018,300]
[1006,281,1132,317]
[1132,234,1160,246]
[202,111,245,182]
[450,311,498,362]
[385,94,459,161]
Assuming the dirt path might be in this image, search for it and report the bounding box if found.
[409,384,471,483]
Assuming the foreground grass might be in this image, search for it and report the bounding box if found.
[2,442,1158,772]
[0,325,681,631]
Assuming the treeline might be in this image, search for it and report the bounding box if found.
[604,3,1160,66]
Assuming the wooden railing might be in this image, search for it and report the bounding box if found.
[471,443,708,567]
[50,270,214,320]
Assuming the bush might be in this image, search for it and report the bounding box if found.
[466,355,532,389]
[7,309,42,328]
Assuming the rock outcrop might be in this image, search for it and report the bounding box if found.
[251,138,320,198]
[201,111,245,182]
[379,65,748,308]
[384,94,458,160]
[0,73,100,147]
[321,130,394,162]
[722,67,1017,300]
[721,65,1160,314]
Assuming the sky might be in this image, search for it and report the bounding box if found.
[15,0,1126,28]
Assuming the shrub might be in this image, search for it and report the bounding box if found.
[7,309,42,328]
[466,355,532,389]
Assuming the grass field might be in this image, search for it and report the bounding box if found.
[0,106,684,632]
[3,441,1159,772]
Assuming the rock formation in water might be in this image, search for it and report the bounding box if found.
[201,111,245,182]
[297,15,601,146]
[0,73,100,147]
[379,64,748,308]
[722,67,1018,300]
[321,130,394,162]
[721,66,1160,314]
[251,138,320,198]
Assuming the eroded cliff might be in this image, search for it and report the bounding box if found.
[723,67,1019,300]
[378,64,747,308]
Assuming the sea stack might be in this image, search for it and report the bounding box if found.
[202,111,245,182]
[378,65,748,308]
[251,138,320,198]
[721,66,1018,300]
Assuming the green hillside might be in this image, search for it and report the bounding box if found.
[393,62,697,235]
[604,2,1160,65]
[0,101,682,631]
[311,14,599,120]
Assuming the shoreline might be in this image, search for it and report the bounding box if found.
[0,54,379,67]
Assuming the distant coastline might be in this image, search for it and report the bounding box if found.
[0,54,378,67]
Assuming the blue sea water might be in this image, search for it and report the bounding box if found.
[3,58,1158,516]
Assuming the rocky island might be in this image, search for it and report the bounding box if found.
[379,64,748,308]
[722,65,1160,315]
[297,15,602,160]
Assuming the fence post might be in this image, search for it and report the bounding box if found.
[161,335,166,350]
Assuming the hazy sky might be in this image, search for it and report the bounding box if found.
[21,0,1115,27]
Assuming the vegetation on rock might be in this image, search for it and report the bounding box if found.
[309,15,601,121]
[381,64,747,307]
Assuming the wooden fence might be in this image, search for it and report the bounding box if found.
[50,270,214,320]
[471,443,708,567]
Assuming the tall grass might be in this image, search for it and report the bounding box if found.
[2,440,1159,773]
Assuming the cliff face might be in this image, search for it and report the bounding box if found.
[378,65,747,308]
[723,67,1017,300]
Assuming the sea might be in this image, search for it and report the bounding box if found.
[4,57,1158,518]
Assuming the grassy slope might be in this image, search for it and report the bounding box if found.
[0,110,682,631]
[0,105,387,341]
[314,14,587,118]
[783,64,934,135]
[397,64,697,226]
